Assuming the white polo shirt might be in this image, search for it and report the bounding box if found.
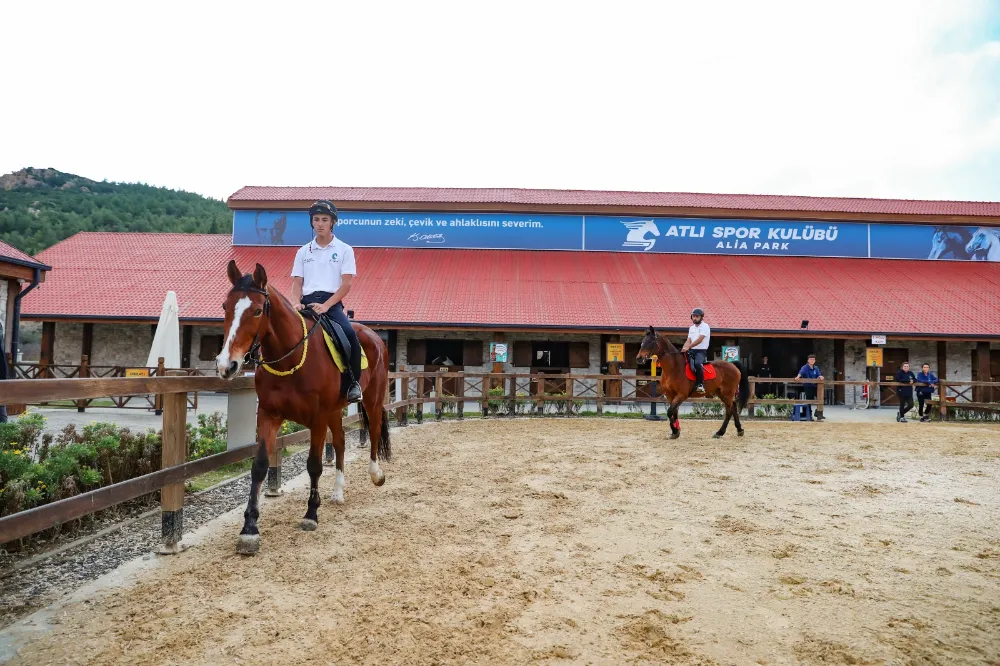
[688,322,711,350]
[291,236,356,295]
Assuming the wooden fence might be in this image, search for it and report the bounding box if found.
[1,369,998,551]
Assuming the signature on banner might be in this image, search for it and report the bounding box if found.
[408,233,446,244]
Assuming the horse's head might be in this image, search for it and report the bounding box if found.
[636,325,659,362]
[216,260,270,379]
[967,228,994,257]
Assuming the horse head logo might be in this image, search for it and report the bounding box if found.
[621,219,660,251]
[966,227,1000,261]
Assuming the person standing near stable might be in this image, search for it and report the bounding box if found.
[915,363,939,422]
[894,361,917,422]
[794,354,825,421]
[290,200,362,403]
[755,355,773,398]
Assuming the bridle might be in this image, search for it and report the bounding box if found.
[230,282,321,375]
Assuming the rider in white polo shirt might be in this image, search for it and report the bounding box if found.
[290,200,362,402]
[681,307,710,394]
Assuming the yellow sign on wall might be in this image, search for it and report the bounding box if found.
[606,343,625,363]
[125,368,150,378]
[865,347,883,367]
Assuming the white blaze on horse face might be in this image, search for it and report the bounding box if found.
[216,297,252,374]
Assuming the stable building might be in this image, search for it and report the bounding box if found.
[19,187,1000,406]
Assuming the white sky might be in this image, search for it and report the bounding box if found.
[3,0,999,203]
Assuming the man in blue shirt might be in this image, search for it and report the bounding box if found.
[795,354,825,421]
[894,362,917,422]
[915,363,939,422]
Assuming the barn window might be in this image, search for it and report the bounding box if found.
[199,335,223,361]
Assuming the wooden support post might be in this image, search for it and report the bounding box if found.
[975,341,990,404]
[158,371,187,554]
[435,370,444,421]
[396,365,409,426]
[416,376,425,424]
[324,428,334,465]
[566,376,574,417]
[939,380,949,421]
[481,374,490,417]
[265,437,283,497]
[457,373,465,420]
[154,356,166,415]
[746,377,756,419]
[40,322,55,379]
[76,355,89,412]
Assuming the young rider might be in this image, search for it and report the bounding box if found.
[290,200,362,402]
[681,307,710,394]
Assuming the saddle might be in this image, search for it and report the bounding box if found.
[684,363,717,381]
[301,310,368,373]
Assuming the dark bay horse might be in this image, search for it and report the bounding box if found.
[216,261,391,555]
[636,326,750,439]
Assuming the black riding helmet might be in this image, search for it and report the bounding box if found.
[308,200,338,221]
[691,307,705,318]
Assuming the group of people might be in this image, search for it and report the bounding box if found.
[893,362,939,422]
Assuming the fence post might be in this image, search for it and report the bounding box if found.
[76,355,89,412]
[397,368,409,426]
[435,370,444,421]
[596,376,604,416]
[939,380,948,421]
[158,371,187,554]
[265,437,283,497]
[746,377,756,419]
[154,356,166,415]
[816,378,825,420]
[416,376,425,424]
[457,372,465,420]
[324,428,334,466]
[481,374,490,418]
[508,374,516,415]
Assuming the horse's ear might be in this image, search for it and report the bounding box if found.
[647,325,656,335]
[253,263,268,289]
[227,260,241,286]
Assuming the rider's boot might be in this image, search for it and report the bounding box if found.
[694,366,705,394]
[344,368,363,403]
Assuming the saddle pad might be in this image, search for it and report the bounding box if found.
[321,328,369,373]
[684,363,717,381]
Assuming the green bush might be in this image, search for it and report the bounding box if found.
[754,394,791,418]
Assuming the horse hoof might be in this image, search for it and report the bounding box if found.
[372,473,386,487]
[299,519,318,531]
[713,433,723,439]
[669,433,680,440]
[738,430,745,437]
[236,534,260,555]
[331,491,345,505]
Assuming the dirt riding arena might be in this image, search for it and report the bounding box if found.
[6,418,999,665]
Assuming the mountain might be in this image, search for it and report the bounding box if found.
[0,168,231,255]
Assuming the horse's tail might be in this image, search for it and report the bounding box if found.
[732,361,751,414]
[378,408,392,461]
[360,402,392,462]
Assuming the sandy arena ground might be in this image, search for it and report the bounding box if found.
[6,418,1000,665]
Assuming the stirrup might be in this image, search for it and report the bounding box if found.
[346,382,363,403]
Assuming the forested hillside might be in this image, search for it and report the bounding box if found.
[0,168,231,255]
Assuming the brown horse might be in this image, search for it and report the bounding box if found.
[636,326,750,439]
[216,261,391,555]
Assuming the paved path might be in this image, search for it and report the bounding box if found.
[31,393,230,435]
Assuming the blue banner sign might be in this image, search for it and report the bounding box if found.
[232,210,999,261]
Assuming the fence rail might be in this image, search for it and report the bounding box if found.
[1,369,998,550]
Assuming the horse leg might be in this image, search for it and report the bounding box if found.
[364,398,387,487]
[237,411,280,555]
[330,411,347,504]
[714,388,734,439]
[733,387,745,437]
[300,425,327,530]
[667,393,685,440]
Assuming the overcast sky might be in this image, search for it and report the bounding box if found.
[3,1,999,202]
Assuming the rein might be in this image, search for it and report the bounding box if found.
[235,284,321,377]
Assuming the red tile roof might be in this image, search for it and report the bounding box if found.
[228,186,1000,218]
[0,240,49,269]
[24,232,1000,337]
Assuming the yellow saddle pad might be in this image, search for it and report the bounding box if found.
[321,328,369,373]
